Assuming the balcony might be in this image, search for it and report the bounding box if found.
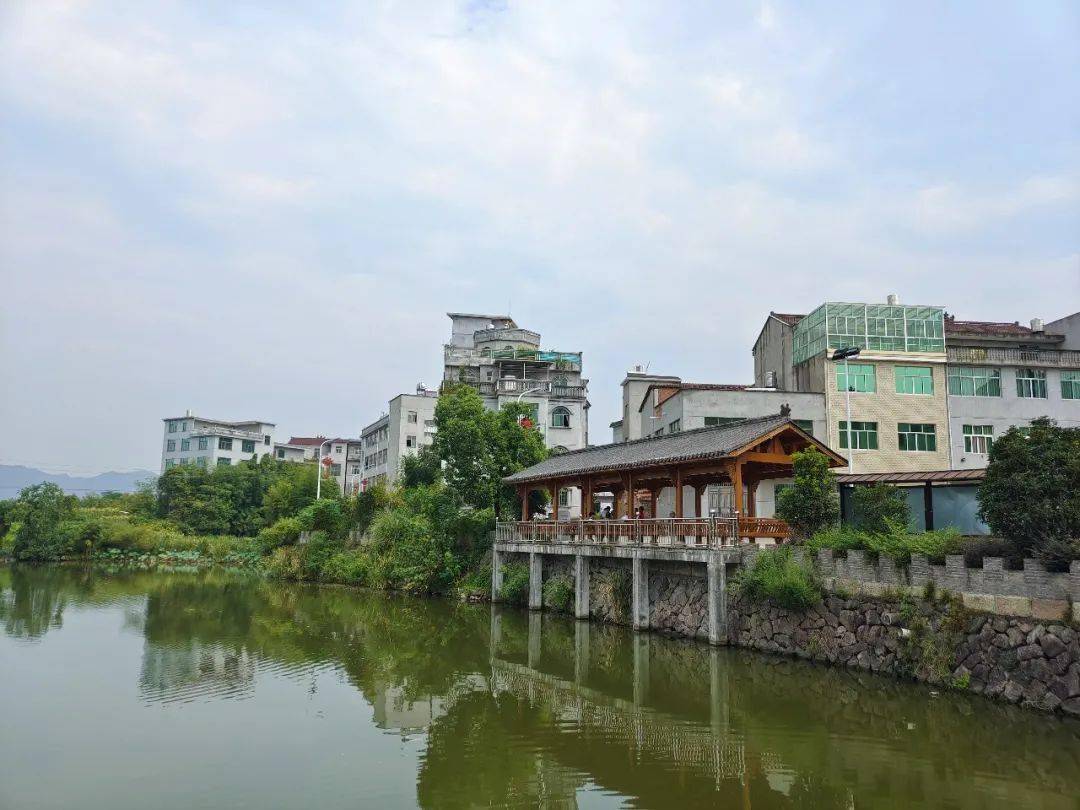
[473,327,542,346]
[190,424,266,441]
[443,345,582,370]
[443,378,588,399]
[948,346,1080,369]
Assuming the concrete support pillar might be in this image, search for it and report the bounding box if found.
[574,620,590,685]
[708,552,728,646]
[489,607,502,662]
[574,555,590,619]
[633,633,650,706]
[491,547,505,602]
[632,555,650,631]
[527,611,542,669]
[528,552,543,611]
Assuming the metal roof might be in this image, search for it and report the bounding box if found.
[505,414,833,484]
[835,469,986,485]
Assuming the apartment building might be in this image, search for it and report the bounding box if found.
[360,388,439,491]
[443,312,589,516]
[161,412,275,471]
[754,298,952,474]
[944,315,1080,469]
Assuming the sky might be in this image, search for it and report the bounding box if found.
[1,1,1078,475]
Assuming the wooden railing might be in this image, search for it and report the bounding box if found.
[495,516,792,548]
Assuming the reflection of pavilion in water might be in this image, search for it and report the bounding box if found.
[488,610,802,805]
[140,641,256,703]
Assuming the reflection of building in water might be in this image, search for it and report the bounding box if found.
[140,641,255,703]
[371,683,445,734]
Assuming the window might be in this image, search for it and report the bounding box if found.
[217,458,231,467]
[963,424,994,454]
[898,423,937,452]
[793,419,814,436]
[334,445,342,454]
[1061,371,1080,400]
[164,458,175,469]
[551,406,571,428]
[895,365,934,395]
[653,428,664,437]
[351,465,360,475]
[836,362,876,393]
[558,489,569,507]
[197,438,208,450]
[1016,368,1047,398]
[242,440,256,453]
[330,464,341,476]
[218,438,233,451]
[180,439,190,451]
[948,366,1001,397]
[407,411,418,424]
[264,435,271,446]
[276,448,285,459]
[406,435,417,448]
[668,419,682,434]
[166,440,176,452]
[838,421,878,450]
[704,416,742,427]
[196,457,207,468]
[168,421,177,433]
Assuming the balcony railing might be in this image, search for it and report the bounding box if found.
[948,346,1080,369]
[190,424,266,441]
[495,517,792,548]
[443,345,582,369]
[444,379,588,398]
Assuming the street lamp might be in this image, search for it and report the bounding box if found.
[830,346,861,472]
[315,438,333,500]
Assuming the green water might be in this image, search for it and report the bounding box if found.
[1,566,1078,809]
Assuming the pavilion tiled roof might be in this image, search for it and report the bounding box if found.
[505,414,806,484]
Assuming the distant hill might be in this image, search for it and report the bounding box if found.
[0,465,156,498]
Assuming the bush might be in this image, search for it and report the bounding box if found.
[543,574,575,613]
[297,499,349,539]
[851,485,910,533]
[736,547,820,611]
[499,562,530,605]
[366,507,456,593]
[321,549,370,585]
[978,418,1080,571]
[456,565,492,601]
[807,521,963,565]
[256,517,303,552]
[776,448,840,540]
[12,483,75,561]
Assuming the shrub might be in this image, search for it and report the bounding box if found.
[543,574,575,613]
[807,521,962,565]
[456,565,492,601]
[736,547,820,611]
[12,483,75,561]
[367,507,455,593]
[321,549,370,585]
[256,517,303,552]
[264,546,304,579]
[499,562,530,605]
[594,568,632,621]
[978,418,1080,571]
[297,499,349,539]
[776,448,840,540]
[851,485,910,533]
[299,531,345,580]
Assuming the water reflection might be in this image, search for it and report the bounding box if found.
[2,566,1078,809]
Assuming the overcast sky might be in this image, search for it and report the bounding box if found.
[2,1,1078,474]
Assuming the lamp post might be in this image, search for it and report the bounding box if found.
[315,438,333,500]
[830,347,861,472]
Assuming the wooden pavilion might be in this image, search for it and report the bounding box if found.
[500,414,846,544]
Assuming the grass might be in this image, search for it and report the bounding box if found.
[735,547,821,612]
[806,521,963,565]
[498,563,531,606]
[542,573,575,613]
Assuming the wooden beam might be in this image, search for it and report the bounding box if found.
[741,451,795,465]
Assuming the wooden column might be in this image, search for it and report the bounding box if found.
[694,484,705,518]
[731,462,743,514]
[649,488,658,518]
[747,481,758,517]
[582,476,593,518]
[673,467,683,518]
[519,485,529,521]
[549,482,559,520]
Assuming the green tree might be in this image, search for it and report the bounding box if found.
[12,483,74,560]
[776,447,840,540]
[851,484,910,533]
[978,418,1080,570]
[400,446,442,488]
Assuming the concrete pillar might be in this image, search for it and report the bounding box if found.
[632,555,650,631]
[528,552,543,611]
[527,611,542,668]
[633,633,650,706]
[489,606,502,662]
[491,548,505,602]
[574,620,590,685]
[708,552,728,646]
[574,555,590,619]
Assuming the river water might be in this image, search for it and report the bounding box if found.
[1,566,1078,809]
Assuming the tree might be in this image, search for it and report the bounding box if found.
[776,447,840,540]
[12,483,74,560]
[400,446,442,489]
[432,385,547,517]
[978,418,1080,570]
[851,484,910,533]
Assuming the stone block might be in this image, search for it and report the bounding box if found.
[945,555,967,593]
[962,593,995,613]
[982,557,1004,595]
[859,581,887,598]
[909,554,931,587]
[994,595,1032,617]
[1030,599,1068,622]
[1073,602,1080,624]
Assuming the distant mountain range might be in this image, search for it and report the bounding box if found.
[0,465,156,497]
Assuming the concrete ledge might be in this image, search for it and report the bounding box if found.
[494,541,741,565]
[961,593,995,612]
[994,595,1032,617]
[1031,598,1069,621]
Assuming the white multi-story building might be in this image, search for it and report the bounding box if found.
[442,312,590,516]
[160,412,275,471]
[360,388,440,491]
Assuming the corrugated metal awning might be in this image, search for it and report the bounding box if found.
[835,469,986,485]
